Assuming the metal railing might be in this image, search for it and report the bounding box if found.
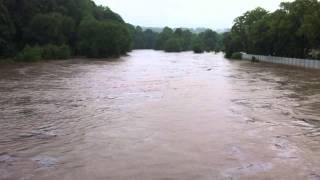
[242,53,320,69]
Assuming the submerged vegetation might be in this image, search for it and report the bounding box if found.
[224,0,320,59]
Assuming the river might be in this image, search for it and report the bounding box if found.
[0,50,319,180]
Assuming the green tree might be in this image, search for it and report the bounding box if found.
[133,26,146,49]
[0,0,15,57]
[93,5,124,23]
[164,38,182,52]
[144,29,158,49]
[1,0,132,60]
[28,13,75,46]
[78,17,131,58]
[178,29,193,51]
[199,29,219,52]
[192,37,205,54]
[224,0,320,59]
[155,27,173,50]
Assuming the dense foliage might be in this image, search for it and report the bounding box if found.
[42,44,71,60]
[3,0,316,61]
[0,0,132,60]
[78,17,131,58]
[129,26,223,53]
[16,44,71,61]
[224,0,320,59]
[230,52,242,60]
[16,45,42,62]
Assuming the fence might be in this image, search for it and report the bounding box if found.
[241,53,320,70]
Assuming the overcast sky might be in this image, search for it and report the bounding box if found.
[94,0,291,29]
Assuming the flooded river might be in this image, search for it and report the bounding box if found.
[0,50,320,180]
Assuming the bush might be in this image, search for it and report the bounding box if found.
[58,44,71,59]
[192,39,204,54]
[16,45,42,62]
[42,44,59,59]
[42,44,71,60]
[224,52,232,58]
[164,38,182,52]
[16,44,71,61]
[193,44,204,54]
[230,52,242,59]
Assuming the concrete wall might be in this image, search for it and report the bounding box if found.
[242,53,320,69]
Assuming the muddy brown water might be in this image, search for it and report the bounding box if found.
[0,50,320,180]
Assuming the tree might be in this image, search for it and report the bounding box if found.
[232,7,269,54]
[179,29,193,51]
[155,27,173,50]
[93,5,124,23]
[0,0,15,57]
[199,29,219,52]
[164,38,182,52]
[144,29,158,49]
[192,37,205,54]
[78,17,131,58]
[128,26,223,53]
[27,13,75,46]
[133,26,146,49]
[224,0,320,59]
[0,0,132,60]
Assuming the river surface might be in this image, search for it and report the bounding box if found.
[0,50,320,180]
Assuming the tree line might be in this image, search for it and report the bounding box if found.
[2,0,318,62]
[0,0,132,61]
[0,0,224,62]
[224,0,320,59]
[128,26,223,53]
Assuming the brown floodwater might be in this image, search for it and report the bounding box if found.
[0,50,320,180]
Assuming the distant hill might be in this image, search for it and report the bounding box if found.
[140,27,229,34]
[216,28,230,33]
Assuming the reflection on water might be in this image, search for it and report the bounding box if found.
[0,50,319,180]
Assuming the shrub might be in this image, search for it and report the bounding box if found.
[193,44,204,54]
[16,45,42,62]
[192,39,204,54]
[230,52,242,59]
[164,38,182,52]
[42,44,59,59]
[16,44,71,61]
[58,44,71,59]
[224,52,232,58]
[42,44,71,60]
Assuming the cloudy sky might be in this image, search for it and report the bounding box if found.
[94,0,291,29]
